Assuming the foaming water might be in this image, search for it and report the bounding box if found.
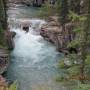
[10,19,61,66]
[12,28,44,63]
[5,19,63,90]
[6,5,64,89]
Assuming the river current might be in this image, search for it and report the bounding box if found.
[5,4,63,90]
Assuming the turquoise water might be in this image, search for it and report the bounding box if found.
[6,4,63,90]
[8,4,39,18]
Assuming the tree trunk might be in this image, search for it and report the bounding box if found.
[0,0,7,30]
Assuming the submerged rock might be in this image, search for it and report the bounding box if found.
[20,22,31,32]
[11,31,16,38]
[22,26,29,32]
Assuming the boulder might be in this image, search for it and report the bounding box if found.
[10,31,16,38]
[40,17,77,52]
[22,26,29,32]
[21,22,31,32]
[0,48,9,74]
[4,30,15,50]
[40,25,63,49]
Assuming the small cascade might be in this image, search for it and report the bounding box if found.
[6,4,63,90]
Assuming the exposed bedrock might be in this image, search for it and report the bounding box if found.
[40,16,77,54]
[4,30,16,50]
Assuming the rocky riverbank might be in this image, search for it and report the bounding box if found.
[4,30,16,50]
[0,30,16,89]
[0,48,9,74]
[40,16,76,54]
[0,48,9,89]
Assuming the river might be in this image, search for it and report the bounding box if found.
[5,4,64,90]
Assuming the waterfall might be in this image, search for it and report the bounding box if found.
[10,19,49,63]
[6,5,62,90]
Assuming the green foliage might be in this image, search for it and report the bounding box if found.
[70,54,77,61]
[85,65,90,76]
[57,59,66,68]
[59,0,69,24]
[67,12,87,49]
[55,75,68,82]
[69,0,81,14]
[37,3,53,18]
[57,0,90,85]
[37,1,60,18]
[69,11,80,21]
[73,28,81,33]
[86,55,90,65]
[0,28,8,48]
[0,25,3,33]
[58,54,78,69]
[68,54,79,65]
[57,54,81,82]
[0,25,6,47]
[55,0,61,13]
[0,0,7,48]
[8,81,18,90]
[55,76,64,82]
[69,11,87,22]
[85,55,90,76]
[67,40,80,48]
[74,84,90,90]
[67,65,80,76]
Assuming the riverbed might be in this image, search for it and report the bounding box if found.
[5,4,64,90]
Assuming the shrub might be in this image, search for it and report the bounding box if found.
[8,81,18,90]
[67,65,80,76]
[74,84,90,90]
[37,2,53,18]
[57,60,66,69]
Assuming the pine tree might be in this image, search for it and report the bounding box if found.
[59,0,69,47]
[79,0,90,83]
[0,0,7,46]
[0,0,7,30]
[69,0,81,14]
[59,0,68,26]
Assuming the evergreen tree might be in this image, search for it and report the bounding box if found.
[0,0,7,30]
[59,0,69,26]
[79,0,90,83]
[58,0,69,47]
[69,0,81,14]
[0,0,7,46]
